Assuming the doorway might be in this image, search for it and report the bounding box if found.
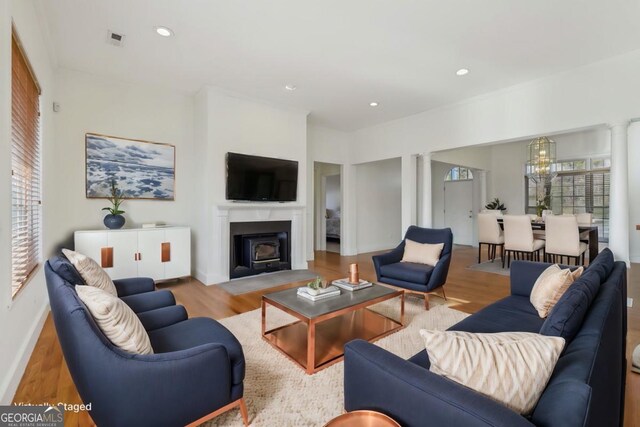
[314,162,342,253]
[443,166,474,245]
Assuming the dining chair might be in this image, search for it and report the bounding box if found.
[545,215,588,265]
[477,213,504,263]
[502,215,545,268]
[576,212,593,225]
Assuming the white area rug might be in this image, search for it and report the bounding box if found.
[205,297,468,426]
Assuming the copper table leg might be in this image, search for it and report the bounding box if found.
[306,320,316,374]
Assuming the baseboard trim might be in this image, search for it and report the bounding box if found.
[0,302,49,404]
[194,268,208,285]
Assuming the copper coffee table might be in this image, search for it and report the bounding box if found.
[261,283,404,374]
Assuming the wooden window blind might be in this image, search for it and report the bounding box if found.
[11,32,42,298]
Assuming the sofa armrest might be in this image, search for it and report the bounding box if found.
[344,340,534,427]
[510,261,552,297]
[372,242,405,278]
[427,252,451,291]
[137,305,188,332]
[114,277,155,297]
[121,290,176,313]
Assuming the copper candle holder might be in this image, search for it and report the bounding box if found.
[349,263,360,284]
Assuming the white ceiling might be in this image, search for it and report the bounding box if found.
[39,0,640,131]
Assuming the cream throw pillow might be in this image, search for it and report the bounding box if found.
[530,265,584,318]
[62,249,117,296]
[420,330,565,414]
[76,285,153,355]
[401,239,444,266]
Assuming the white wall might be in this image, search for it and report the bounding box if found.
[51,68,196,251]
[628,122,640,262]
[193,88,309,283]
[432,145,493,171]
[0,0,56,404]
[355,158,402,253]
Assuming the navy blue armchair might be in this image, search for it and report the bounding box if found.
[372,226,453,309]
[45,259,248,427]
[48,254,176,314]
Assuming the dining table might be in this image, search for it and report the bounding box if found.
[496,218,599,262]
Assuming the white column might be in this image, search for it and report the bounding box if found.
[401,155,418,235]
[477,170,488,209]
[609,121,630,265]
[420,153,433,227]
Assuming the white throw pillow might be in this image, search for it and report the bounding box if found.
[420,330,565,414]
[530,265,584,318]
[401,239,444,267]
[62,249,117,296]
[76,285,154,355]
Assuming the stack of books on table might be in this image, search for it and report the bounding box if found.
[332,278,373,291]
[297,285,341,302]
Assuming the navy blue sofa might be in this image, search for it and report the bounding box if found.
[373,226,453,309]
[45,257,247,427]
[345,249,627,427]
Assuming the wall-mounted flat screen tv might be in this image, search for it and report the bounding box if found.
[226,152,298,202]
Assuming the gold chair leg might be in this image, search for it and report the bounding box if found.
[441,287,447,301]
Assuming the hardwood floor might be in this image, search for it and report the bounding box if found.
[12,246,640,426]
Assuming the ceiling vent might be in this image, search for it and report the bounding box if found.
[107,30,125,47]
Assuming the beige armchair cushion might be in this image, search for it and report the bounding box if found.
[530,264,584,318]
[76,285,154,355]
[62,249,117,296]
[401,239,444,266]
[420,330,565,414]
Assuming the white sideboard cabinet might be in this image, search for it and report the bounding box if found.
[74,226,191,281]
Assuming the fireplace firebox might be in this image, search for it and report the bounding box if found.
[230,221,291,279]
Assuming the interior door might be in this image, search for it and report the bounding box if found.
[107,231,139,280]
[444,180,474,245]
[137,229,166,281]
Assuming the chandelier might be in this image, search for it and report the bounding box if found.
[526,136,557,183]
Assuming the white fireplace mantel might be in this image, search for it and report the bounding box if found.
[207,203,307,284]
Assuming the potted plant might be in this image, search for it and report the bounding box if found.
[306,276,328,295]
[485,198,507,213]
[102,179,126,229]
[536,196,550,218]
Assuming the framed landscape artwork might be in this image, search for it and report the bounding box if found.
[85,133,175,200]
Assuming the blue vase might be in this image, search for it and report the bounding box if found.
[104,214,125,230]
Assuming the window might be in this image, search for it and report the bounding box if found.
[525,158,609,242]
[11,31,42,298]
[445,166,474,181]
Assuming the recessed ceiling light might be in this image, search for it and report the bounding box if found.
[285,84,297,91]
[369,102,379,107]
[155,26,174,37]
[456,68,469,76]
